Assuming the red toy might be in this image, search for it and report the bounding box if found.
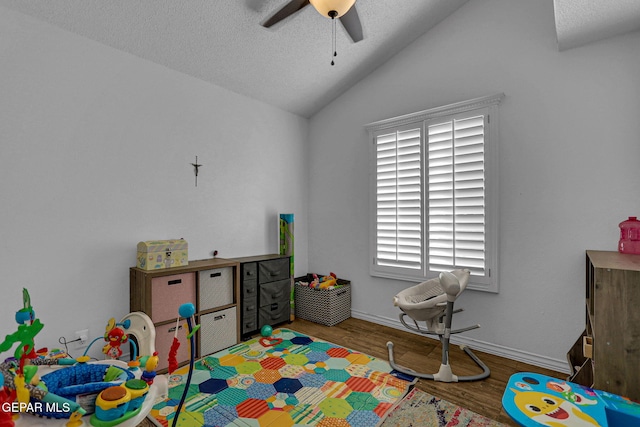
[167,319,181,374]
[0,375,16,427]
[102,319,128,359]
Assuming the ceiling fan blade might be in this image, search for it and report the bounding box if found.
[262,0,310,28]
[339,5,363,42]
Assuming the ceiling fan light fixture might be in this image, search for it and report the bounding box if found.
[309,0,356,18]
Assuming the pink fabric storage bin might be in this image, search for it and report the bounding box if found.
[150,272,196,323]
[154,321,190,372]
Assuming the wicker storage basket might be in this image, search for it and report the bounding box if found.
[294,274,351,326]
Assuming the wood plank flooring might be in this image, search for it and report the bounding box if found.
[287,317,566,426]
[139,317,566,427]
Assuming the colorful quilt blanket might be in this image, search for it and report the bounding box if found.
[150,328,415,427]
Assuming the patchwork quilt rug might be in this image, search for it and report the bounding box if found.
[381,388,507,427]
[150,328,415,427]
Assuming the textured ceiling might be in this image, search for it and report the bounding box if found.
[2,0,639,117]
[0,0,470,117]
[554,0,640,50]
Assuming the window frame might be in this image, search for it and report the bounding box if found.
[366,93,504,293]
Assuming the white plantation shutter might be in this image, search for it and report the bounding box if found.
[428,115,487,276]
[375,127,422,270]
[367,94,502,292]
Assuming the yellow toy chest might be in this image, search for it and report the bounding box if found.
[136,239,188,271]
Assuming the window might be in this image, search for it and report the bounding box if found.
[366,94,503,292]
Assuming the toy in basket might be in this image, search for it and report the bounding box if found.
[295,273,351,326]
[307,273,338,289]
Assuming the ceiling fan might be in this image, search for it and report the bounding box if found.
[261,0,364,43]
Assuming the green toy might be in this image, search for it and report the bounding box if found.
[0,288,43,364]
[0,288,86,418]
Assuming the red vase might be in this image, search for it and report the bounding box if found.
[618,216,640,254]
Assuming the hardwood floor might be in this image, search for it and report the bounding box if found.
[287,317,566,426]
[140,316,566,427]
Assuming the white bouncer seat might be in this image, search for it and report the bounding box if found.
[387,269,490,382]
[393,269,469,333]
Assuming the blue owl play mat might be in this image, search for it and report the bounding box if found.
[502,372,640,426]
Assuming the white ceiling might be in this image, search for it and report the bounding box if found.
[554,0,640,51]
[2,0,639,118]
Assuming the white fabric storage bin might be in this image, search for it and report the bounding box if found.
[199,267,234,310]
[199,307,237,356]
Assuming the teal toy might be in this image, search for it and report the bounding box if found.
[260,325,273,337]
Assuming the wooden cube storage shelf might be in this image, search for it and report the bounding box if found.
[568,250,640,400]
[130,258,240,373]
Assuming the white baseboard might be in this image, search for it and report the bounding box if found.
[351,309,570,375]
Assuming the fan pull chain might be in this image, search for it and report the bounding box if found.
[330,12,337,66]
[331,18,338,65]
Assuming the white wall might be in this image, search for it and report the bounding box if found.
[3,0,639,373]
[0,7,309,358]
[308,0,640,371]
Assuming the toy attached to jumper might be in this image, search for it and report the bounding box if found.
[102,319,128,360]
[0,289,87,421]
[1,289,43,377]
[170,304,200,427]
[140,353,159,385]
[81,318,132,363]
[83,314,159,375]
[167,318,181,375]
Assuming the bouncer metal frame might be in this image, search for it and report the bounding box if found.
[387,271,490,382]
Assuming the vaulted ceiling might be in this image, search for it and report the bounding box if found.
[2,0,639,118]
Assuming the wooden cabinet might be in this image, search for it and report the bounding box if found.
[235,254,291,340]
[568,250,640,400]
[130,258,240,372]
